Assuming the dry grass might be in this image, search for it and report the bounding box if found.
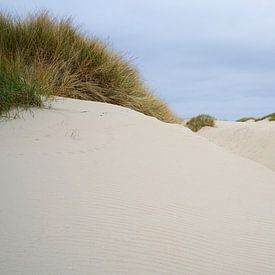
[186,114,215,132]
[0,11,181,123]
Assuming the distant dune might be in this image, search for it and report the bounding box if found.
[199,120,275,171]
[1,98,275,274]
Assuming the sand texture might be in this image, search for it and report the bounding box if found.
[199,120,275,171]
[1,98,275,274]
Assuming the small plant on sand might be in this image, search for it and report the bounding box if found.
[237,117,256,122]
[186,114,215,132]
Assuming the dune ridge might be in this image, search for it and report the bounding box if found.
[199,120,275,171]
[1,98,275,274]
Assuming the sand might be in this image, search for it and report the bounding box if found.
[198,120,275,171]
[1,98,275,274]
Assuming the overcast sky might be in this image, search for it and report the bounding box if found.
[1,0,275,119]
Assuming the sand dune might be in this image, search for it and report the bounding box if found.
[199,120,275,171]
[1,98,275,274]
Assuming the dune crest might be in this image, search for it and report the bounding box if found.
[1,98,275,274]
[199,120,275,171]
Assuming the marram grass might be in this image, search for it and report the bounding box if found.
[186,114,215,132]
[237,117,256,122]
[0,57,43,115]
[0,12,181,123]
[237,113,275,122]
[256,113,275,122]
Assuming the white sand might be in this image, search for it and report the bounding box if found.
[198,120,275,171]
[1,98,275,274]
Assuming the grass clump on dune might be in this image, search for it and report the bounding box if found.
[237,117,256,122]
[256,113,275,121]
[237,113,275,122]
[0,12,180,123]
[186,114,215,132]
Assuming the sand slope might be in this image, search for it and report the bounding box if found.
[198,120,275,171]
[1,98,275,274]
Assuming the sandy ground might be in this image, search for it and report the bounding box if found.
[1,98,275,274]
[198,120,275,171]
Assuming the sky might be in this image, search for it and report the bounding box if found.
[1,0,275,119]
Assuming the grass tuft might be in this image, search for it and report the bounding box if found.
[186,114,215,132]
[237,117,256,122]
[237,113,275,122]
[256,113,275,122]
[0,57,43,115]
[0,11,181,123]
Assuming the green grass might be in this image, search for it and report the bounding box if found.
[0,11,181,123]
[186,114,215,132]
[256,113,275,121]
[237,113,275,122]
[237,117,256,122]
[0,58,43,115]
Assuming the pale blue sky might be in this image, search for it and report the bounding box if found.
[1,0,275,119]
